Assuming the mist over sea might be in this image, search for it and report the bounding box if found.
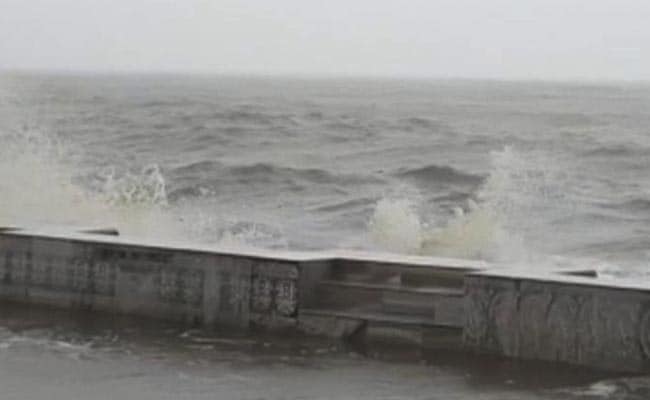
[2,72,650,399]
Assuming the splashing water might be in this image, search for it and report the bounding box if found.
[0,129,289,248]
[0,130,182,240]
[420,199,505,260]
[98,165,169,207]
[177,205,289,250]
[369,145,576,263]
[368,197,423,254]
[0,130,99,228]
[0,129,584,262]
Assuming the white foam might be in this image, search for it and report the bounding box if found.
[0,130,186,243]
[368,197,423,254]
[0,129,291,249]
[368,145,579,265]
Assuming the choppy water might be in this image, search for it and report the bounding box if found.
[2,72,650,398]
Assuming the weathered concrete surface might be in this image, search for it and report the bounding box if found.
[0,228,331,331]
[10,226,649,373]
[464,270,650,372]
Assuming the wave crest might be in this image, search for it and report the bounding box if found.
[369,145,575,262]
[395,164,483,185]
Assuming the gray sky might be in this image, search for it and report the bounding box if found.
[1,0,649,81]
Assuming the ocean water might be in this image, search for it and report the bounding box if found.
[3,73,650,276]
[2,72,650,398]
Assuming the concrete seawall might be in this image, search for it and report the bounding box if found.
[1,226,650,372]
[465,270,650,372]
[0,227,333,331]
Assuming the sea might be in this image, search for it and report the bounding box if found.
[1,71,650,399]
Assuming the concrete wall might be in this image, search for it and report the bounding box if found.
[0,228,329,331]
[8,227,650,373]
[464,270,650,372]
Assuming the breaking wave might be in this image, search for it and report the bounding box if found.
[0,131,167,241]
[369,145,576,263]
[0,129,293,249]
[395,164,484,185]
[0,130,104,228]
[0,129,580,261]
[167,160,382,201]
[0,128,637,274]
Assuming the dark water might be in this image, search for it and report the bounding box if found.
[2,72,650,398]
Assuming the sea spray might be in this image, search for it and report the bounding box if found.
[0,130,182,240]
[476,145,576,263]
[0,129,101,228]
[420,200,503,260]
[0,129,289,248]
[368,145,576,263]
[176,203,289,250]
[368,197,423,253]
[98,164,169,207]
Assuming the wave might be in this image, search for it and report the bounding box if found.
[322,121,364,132]
[171,160,223,176]
[431,191,473,204]
[369,146,577,262]
[395,117,449,132]
[304,111,324,120]
[1,127,619,270]
[167,161,383,200]
[0,130,297,250]
[212,110,297,126]
[395,164,484,186]
[603,197,650,213]
[312,197,375,213]
[582,144,641,157]
[227,163,348,185]
[0,130,197,242]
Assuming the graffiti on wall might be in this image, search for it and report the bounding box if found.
[464,278,650,371]
[157,266,204,306]
[1,250,118,296]
[250,261,298,317]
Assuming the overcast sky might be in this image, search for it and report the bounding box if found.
[1,0,649,81]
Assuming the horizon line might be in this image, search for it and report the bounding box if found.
[2,67,650,86]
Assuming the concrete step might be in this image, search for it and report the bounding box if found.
[329,269,400,284]
[301,307,439,326]
[311,280,383,309]
[310,280,464,327]
[319,280,463,296]
[400,270,465,288]
[299,307,463,348]
[331,259,471,289]
[381,291,464,327]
